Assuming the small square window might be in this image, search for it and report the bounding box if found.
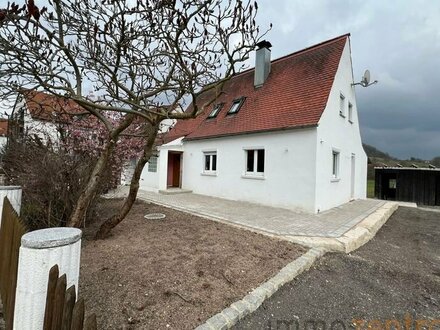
[148,155,158,172]
[227,97,245,115]
[339,93,345,117]
[207,103,223,119]
[348,102,353,123]
[245,149,265,175]
[332,150,340,178]
[389,179,396,189]
[203,152,217,173]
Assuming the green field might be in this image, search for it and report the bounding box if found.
[367,179,375,198]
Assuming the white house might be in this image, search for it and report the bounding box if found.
[0,119,8,150]
[9,90,80,143]
[139,34,368,213]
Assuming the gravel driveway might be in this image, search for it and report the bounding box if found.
[234,207,440,329]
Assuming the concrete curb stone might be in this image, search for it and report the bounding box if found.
[194,247,326,330]
[284,202,399,253]
[205,313,229,330]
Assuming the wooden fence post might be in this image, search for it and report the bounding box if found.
[0,197,28,330]
[43,268,97,330]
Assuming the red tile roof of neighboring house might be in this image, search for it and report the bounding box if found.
[20,90,85,123]
[0,119,8,137]
[166,34,349,142]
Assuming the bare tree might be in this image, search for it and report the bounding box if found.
[0,0,266,236]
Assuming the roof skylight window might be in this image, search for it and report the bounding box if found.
[227,97,245,115]
[207,103,223,119]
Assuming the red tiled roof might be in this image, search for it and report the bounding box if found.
[20,90,85,123]
[166,34,349,141]
[0,119,8,136]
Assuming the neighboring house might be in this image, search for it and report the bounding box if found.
[9,90,84,143]
[0,119,8,150]
[8,89,174,186]
[139,34,368,213]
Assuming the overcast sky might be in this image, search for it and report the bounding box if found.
[253,0,440,159]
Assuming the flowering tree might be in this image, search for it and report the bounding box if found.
[0,0,266,236]
[63,113,145,186]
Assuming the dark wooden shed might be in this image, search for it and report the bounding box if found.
[375,167,440,206]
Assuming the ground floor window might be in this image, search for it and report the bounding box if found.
[332,150,340,178]
[148,155,158,172]
[245,149,265,175]
[204,152,217,173]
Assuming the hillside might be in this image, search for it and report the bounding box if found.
[362,143,438,182]
[363,143,433,168]
[362,143,396,161]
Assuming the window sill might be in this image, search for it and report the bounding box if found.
[339,113,346,118]
[331,178,340,182]
[201,172,217,177]
[242,174,265,180]
[348,120,354,124]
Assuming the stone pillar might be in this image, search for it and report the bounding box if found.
[0,186,22,224]
[13,228,82,330]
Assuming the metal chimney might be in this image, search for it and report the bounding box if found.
[254,40,272,88]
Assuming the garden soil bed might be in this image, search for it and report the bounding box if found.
[79,199,304,329]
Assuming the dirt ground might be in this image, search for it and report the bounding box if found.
[234,207,440,329]
[79,199,304,329]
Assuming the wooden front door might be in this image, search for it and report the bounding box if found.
[167,153,182,188]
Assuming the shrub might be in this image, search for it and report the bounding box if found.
[1,137,115,230]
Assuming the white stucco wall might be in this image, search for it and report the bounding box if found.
[139,157,160,191]
[137,119,175,191]
[139,138,184,192]
[11,97,61,144]
[181,129,318,212]
[314,38,368,212]
[24,114,60,144]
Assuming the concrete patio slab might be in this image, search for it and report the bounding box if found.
[106,187,398,252]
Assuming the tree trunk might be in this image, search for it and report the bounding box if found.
[67,138,116,227]
[95,124,158,239]
[67,114,135,228]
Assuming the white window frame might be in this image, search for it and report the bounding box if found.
[339,93,346,117]
[202,151,217,175]
[348,102,353,123]
[148,155,158,172]
[207,103,223,119]
[227,97,245,115]
[332,150,340,180]
[243,148,265,178]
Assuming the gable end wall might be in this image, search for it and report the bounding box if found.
[314,38,368,212]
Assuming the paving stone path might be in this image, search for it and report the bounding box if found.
[109,187,383,238]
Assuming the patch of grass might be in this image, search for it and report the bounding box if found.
[367,179,375,198]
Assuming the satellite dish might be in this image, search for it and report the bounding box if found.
[352,69,378,87]
[362,70,371,86]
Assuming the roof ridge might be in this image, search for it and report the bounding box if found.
[271,33,350,64]
[233,33,350,79]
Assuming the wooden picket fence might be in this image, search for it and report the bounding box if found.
[0,197,28,330]
[43,264,97,330]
